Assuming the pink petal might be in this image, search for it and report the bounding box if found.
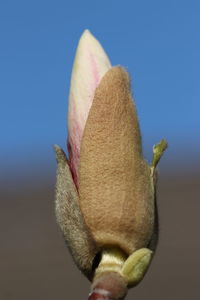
[67,30,111,188]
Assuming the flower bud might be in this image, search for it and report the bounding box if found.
[55,30,167,300]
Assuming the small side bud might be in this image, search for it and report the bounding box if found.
[152,139,168,169]
[121,248,153,287]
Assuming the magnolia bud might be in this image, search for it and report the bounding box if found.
[55,30,167,299]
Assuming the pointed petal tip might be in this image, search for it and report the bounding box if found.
[80,29,104,47]
[81,29,92,38]
[77,29,111,67]
[80,29,98,43]
[78,29,95,49]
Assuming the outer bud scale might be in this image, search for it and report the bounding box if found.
[79,66,154,255]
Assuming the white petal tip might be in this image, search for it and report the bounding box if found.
[80,29,96,42]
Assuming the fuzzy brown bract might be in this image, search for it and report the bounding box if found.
[79,66,155,255]
[54,145,98,278]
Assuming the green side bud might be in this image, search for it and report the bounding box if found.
[152,139,168,169]
[121,248,153,287]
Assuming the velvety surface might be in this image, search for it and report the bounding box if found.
[1,166,199,300]
[80,67,154,255]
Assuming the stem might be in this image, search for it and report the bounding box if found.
[89,248,128,300]
[89,272,127,300]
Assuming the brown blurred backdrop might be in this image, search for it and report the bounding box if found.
[1,161,200,300]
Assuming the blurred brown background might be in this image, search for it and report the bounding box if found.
[1,159,200,300]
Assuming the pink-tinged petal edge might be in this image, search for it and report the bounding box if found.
[67,30,111,189]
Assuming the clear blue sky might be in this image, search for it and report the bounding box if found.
[1,0,199,175]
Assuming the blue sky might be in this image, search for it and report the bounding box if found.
[1,0,199,175]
